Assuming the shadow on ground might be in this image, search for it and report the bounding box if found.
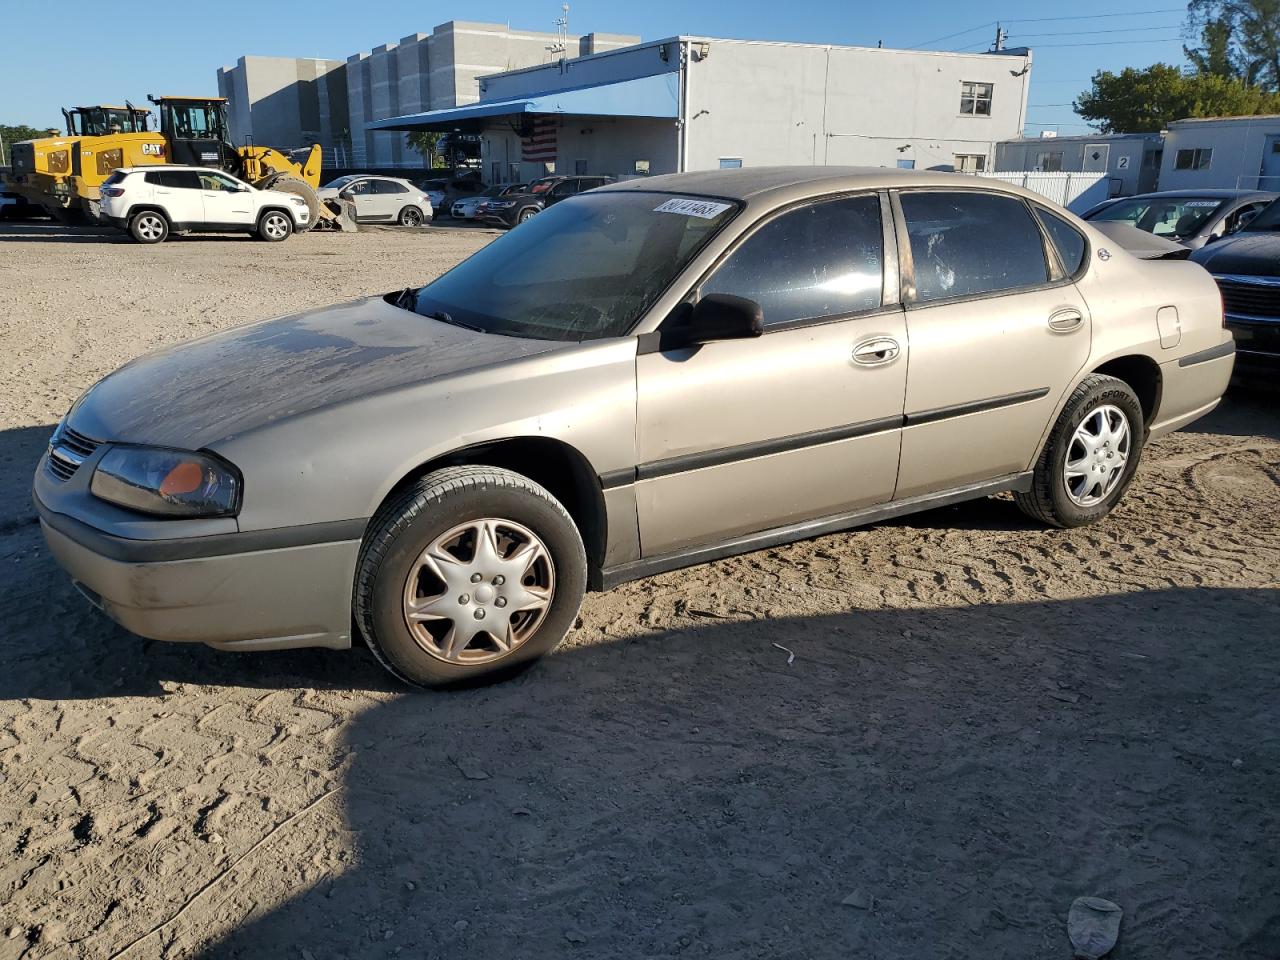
[169,587,1276,960]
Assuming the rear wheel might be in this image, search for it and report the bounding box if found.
[1015,374,1145,528]
[257,210,293,242]
[129,210,169,244]
[398,205,424,227]
[354,466,587,688]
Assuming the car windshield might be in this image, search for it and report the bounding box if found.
[1241,197,1280,230]
[323,175,359,189]
[1087,196,1225,239]
[409,191,738,341]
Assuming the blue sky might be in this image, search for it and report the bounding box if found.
[1,0,1191,135]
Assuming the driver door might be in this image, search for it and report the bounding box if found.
[342,179,381,221]
[635,192,907,557]
[198,172,254,226]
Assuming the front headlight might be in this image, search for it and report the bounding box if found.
[90,446,241,518]
[289,196,307,205]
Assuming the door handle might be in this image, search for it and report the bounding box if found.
[852,337,900,365]
[1048,308,1084,333]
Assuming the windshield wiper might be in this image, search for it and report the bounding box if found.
[424,309,487,333]
[392,286,417,309]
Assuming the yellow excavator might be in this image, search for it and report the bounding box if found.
[6,96,353,229]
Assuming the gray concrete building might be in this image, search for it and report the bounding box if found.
[216,56,348,153]
[370,36,1034,184]
[994,133,1164,197]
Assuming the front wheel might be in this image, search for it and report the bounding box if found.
[257,210,293,242]
[516,206,539,224]
[354,466,587,688]
[129,210,169,244]
[1015,374,1145,528]
[398,205,425,227]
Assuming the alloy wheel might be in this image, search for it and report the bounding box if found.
[402,518,555,664]
[137,215,164,241]
[1064,403,1131,507]
[264,213,289,240]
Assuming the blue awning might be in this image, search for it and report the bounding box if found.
[366,72,680,131]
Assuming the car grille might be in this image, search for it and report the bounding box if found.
[47,424,101,482]
[1216,275,1280,320]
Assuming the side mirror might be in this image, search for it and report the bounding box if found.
[671,294,764,346]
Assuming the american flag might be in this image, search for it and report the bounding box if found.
[521,116,558,162]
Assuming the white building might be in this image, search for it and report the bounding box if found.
[370,36,1034,183]
[1159,115,1280,192]
[994,132,1163,197]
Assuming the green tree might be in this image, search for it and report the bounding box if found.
[0,124,60,166]
[1074,63,1280,132]
[404,130,447,169]
[1187,0,1280,90]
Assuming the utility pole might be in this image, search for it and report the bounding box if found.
[993,23,1007,51]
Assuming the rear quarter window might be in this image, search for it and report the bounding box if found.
[1034,207,1088,276]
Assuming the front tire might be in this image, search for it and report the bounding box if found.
[129,210,169,244]
[257,210,293,242]
[398,205,424,227]
[1015,373,1145,528]
[516,205,539,224]
[354,466,587,689]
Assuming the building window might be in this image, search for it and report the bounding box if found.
[1036,151,1063,172]
[897,158,916,169]
[574,158,588,175]
[719,157,743,169]
[1174,148,1213,171]
[960,82,993,116]
[954,154,987,173]
[508,162,520,183]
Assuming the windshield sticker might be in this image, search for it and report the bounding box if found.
[1183,200,1221,207]
[654,198,734,219]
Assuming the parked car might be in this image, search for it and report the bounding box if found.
[451,184,526,220]
[0,185,43,220]
[1190,197,1280,375]
[35,168,1233,687]
[479,175,614,228]
[1082,189,1275,250]
[416,178,448,209]
[99,166,310,243]
[318,176,432,226]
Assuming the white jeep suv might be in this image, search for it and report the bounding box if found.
[100,166,311,243]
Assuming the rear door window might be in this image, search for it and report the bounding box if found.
[899,191,1049,304]
[700,193,885,328]
[375,180,409,194]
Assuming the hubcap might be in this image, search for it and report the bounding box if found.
[1064,403,1130,507]
[402,518,555,664]
[139,216,162,239]
[265,215,287,239]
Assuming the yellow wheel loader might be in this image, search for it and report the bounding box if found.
[3,105,150,222]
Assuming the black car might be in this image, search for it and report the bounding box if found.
[479,175,615,228]
[1190,198,1280,374]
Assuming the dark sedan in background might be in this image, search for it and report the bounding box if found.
[1191,197,1280,375]
[479,175,615,228]
[1084,189,1275,250]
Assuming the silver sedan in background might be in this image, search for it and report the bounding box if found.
[35,167,1234,688]
[451,184,527,219]
[1082,188,1275,249]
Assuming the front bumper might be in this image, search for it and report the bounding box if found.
[1225,314,1280,370]
[34,465,359,651]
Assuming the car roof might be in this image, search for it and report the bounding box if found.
[117,165,229,175]
[1108,188,1276,200]
[601,165,1055,206]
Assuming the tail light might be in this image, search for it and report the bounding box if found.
[102,186,125,198]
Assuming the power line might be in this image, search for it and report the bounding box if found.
[912,22,996,48]
[1030,35,1184,47]
[1011,23,1183,38]
[912,7,1187,47]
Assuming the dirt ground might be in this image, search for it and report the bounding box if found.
[0,220,1277,960]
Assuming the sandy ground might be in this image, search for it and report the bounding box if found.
[0,220,1278,960]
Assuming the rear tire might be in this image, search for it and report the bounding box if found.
[1015,374,1145,528]
[398,205,424,227]
[257,210,293,242]
[129,210,169,244]
[354,466,587,689]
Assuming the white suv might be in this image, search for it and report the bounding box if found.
[100,166,311,243]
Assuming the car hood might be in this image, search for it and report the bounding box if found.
[67,296,565,449]
[1190,232,1280,275]
[317,188,341,200]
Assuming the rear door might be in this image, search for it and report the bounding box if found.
[375,179,411,218]
[344,179,381,221]
[892,189,1092,498]
[197,171,254,226]
[635,192,907,556]
[147,170,204,225]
